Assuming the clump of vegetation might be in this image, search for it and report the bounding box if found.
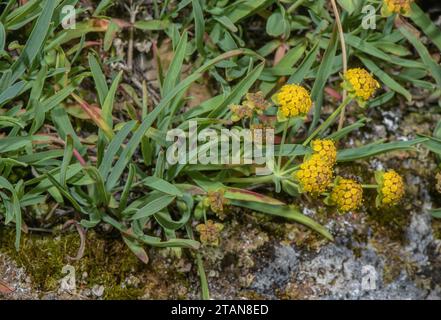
[0,0,440,299]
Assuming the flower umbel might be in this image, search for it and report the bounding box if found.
[342,68,380,106]
[207,190,228,219]
[276,84,312,119]
[329,178,363,213]
[229,91,271,122]
[311,139,337,167]
[295,154,333,194]
[382,0,413,16]
[196,220,224,246]
[229,103,253,122]
[375,170,405,207]
[244,91,271,114]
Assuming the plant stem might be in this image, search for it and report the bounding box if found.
[303,96,351,147]
[224,175,274,184]
[362,184,378,189]
[281,165,300,176]
[186,223,210,300]
[330,0,348,130]
[277,121,289,170]
[196,253,210,300]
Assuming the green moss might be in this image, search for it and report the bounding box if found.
[0,227,196,299]
[432,218,441,240]
[0,228,145,299]
[0,228,77,291]
[367,205,410,243]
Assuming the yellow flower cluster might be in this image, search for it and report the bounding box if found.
[383,0,413,15]
[295,154,333,194]
[196,220,224,246]
[311,139,337,167]
[276,84,312,118]
[295,139,337,195]
[330,178,363,213]
[343,68,380,103]
[377,170,405,206]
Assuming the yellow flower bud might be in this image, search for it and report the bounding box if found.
[276,84,312,119]
[295,154,333,194]
[311,139,337,167]
[383,0,413,16]
[330,178,363,213]
[342,68,380,105]
[376,170,405,207]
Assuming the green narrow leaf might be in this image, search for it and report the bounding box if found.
[310,28,338,131]
[337,138,427,161]
[225,187,284,205]
[51,106,84,153]
[0,116,25,128]
[94,0,114,16]
[196,253,210,300]
[118,163,136,212]
[213,15,238,33]
[226,0,272,23]
[29,65,48,134]
[358,55,412,101]
[162,31,188,95]
[88,53,109,106]
[142,176,183,197]
[84,166,110,206]
[154,209,191,230]
[12,191,21,251]
[0,137,25,153]
[337,0,358,14]
[410,3,441,52]
[130,193,176,220]
[134,19,170,30]
[0,22,5,51]
[10,0,56,84]
[102,71,123,127]
[0,81,27,106]
[46,172,83,213]
[399,24,441,87]
[346,34,424,69]
[288,42,320,84]
[106,49,254,190]
[122,236,149,264]
[103,19,120,51]
[423,136,441,155]
[231,200,333,241]
[192,0,205,55]
[60,135,74,187]
[99,120,136,181]
[0,177,22,250]
[0,0,15,23]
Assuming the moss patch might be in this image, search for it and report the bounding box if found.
[0,228,144,299]
[0,228,193,299]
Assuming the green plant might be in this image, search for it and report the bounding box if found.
[1,0,440,299]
